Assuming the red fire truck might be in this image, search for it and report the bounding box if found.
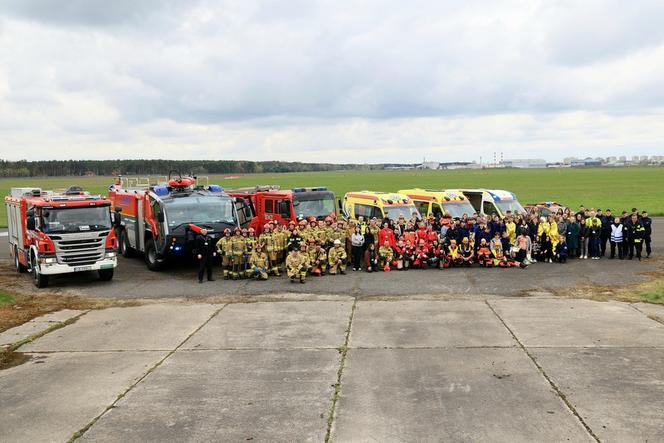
[109,172,239,271]
[227,186,336,234]
[5,186,118,288]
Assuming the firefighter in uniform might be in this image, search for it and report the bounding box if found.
[276,223,289,266]
[286,245,308,283]
[248,243,269,280]
[308,240,328,276]
[230,228,246,279]
[628,213,646,260]
[259,224,280,276]
[194,228,215,283]
[328,239,347,275]
[378,240,394,271]
[215,228,233,279]
[244,228,257,278]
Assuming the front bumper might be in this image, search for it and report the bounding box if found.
[39,257,117,275]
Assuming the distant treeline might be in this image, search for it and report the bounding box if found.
[0,159,401,177]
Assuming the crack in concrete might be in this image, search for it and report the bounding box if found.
[484,300,601,443]
[629,303,664,325]
[324,297,357,443]
[68,303,229,442]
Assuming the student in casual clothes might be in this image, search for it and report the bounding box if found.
[554,235,568,263]
[566,215,580,258]
[364,242,379,272]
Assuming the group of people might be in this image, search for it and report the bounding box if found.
[192,206,653,284]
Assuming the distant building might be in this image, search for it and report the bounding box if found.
[501,159,547,168]
[416,161,440,170]
[572,158,602,167]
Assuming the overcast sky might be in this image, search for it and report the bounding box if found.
[1,0,663,163]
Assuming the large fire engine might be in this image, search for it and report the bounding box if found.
[5,186,118,288]
[109,172,239,271]
[227,186,336,234]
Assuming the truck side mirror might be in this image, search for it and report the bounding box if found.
[27,217,36,231]
[156,211,165,223]
[113,208,122,227]
[337,199,342,211]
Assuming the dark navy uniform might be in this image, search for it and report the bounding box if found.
[194,232,215,283]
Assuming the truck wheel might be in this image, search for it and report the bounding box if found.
[31,255,49,288]
[14,246,27,273]
[119,229,134,258]
[144,239,163,271]
[98,268,114,281]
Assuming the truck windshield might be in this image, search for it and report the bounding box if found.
[293,196,336,219]
[496,200,526,215]
[384,205,420,221]
[164,197,236,227]
[442,202,477,218]
[42,206,112,233]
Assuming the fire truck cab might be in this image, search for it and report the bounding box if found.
[227,186,294,234]
[227,186,337,234]
[5,186,117,288]
[109,173,239,271]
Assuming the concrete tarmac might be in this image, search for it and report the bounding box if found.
[2,298,664,442]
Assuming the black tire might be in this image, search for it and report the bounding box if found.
[98,268,114,281]
[144,238,163,271]
[31,254,49,288]
[119,229,134,258]
[14,246,27,273]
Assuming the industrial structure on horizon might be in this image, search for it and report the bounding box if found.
[405,154,664,170]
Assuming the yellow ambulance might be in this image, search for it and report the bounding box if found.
[341,191,420,221]
[398,188,477,218]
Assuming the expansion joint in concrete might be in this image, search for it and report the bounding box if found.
[67,304,229,442]
[484,300,601,443]
[324,297,357,443]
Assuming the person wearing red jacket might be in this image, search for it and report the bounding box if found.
[428,239,443,268]
[402,239,415,270]
[379,222,397,248]
[413,239,430,268]
[394,239,406,270]
[476,238,493,267]
[426,226,438,245]
[416,222,428,243]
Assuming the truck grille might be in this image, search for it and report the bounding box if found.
[53,234,106,267]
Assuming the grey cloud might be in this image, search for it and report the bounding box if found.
[0,0,193,27]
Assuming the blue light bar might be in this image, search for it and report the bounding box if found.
[208,184,223,192]
[154,186,169,196]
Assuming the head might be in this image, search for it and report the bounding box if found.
[384,240,391,247]
[614,217,621,224]
[334,239,341,247]
[480,238,487,246]
[462,237,469,245]
[631,214,638,223]
[224,228,231,237]
[642,210,648,218]
[255,244,263,253]
[200,228,208,236]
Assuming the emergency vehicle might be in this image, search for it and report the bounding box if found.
[340,191,420,221]
[227,186,336,234]
[398,189,477,219]
[457,189,527,217]
[109,172,239,271]
[524,202,567,217]
[5,186,117,288]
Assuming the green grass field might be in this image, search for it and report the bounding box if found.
[2,167,663,227]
